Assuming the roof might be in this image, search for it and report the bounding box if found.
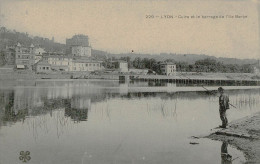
[36,60,51,66]
[16,65,25,69]
[43,54,72,59]
[73,59,102,63]
[71,45,91,48]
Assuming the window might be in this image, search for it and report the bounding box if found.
[43,67,45,70]
[93,64,95,66]
[86,64,88,67]
[47,67,49,70]
[89,64,92,66]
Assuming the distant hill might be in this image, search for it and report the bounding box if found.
[0,26,258,65]
[0,27,66,53]
[106,52,258,65]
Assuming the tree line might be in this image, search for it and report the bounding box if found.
[103,57,254,74]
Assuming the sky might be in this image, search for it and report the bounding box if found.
[0,0,259,59]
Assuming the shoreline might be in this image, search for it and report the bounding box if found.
[205,112,260,164]
[1,78,260,92]
[0,71,260,80]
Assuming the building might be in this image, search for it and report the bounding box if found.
[35,60,51,73]
[65,97,90,121]
[34,54,42,64]
[253,60,260,74]
[71,46,91,57]
[113,61,128,72]
[66,34,91,57]
[160,62,176,76]
[42,54,72,71]
[69,59,102,72]
[41,54,103,72]
[119,61,128,72]
[15,43,35,70]
[34,47,45,55]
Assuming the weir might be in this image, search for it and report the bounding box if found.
[119,75,260,87]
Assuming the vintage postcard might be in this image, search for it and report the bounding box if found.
[0,0,260,164]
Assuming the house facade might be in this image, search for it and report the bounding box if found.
[34,47,45,55]
[35,61,52,73]
[71,46,91,57]
[42,54,72,71]
[41,54,102,72]
[69,59,102,72]
[160,62,176,76]
[15,43,35,70]
[113,61,128,72]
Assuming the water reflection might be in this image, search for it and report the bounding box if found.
[129,79,260,87]
[1,91,27,124]
[0,86,260,127]
[0,81,257,164]
[221,141,232,164]
[64,98,89,122]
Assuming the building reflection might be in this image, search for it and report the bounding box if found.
[0,85,259,126]
[0,91,28,125]
[64,97,90,122]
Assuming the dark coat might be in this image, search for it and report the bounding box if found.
[219,94,230,110]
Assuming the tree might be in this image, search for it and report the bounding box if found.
[0,51,7,66]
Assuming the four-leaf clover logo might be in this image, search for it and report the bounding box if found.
[19,151,31,163]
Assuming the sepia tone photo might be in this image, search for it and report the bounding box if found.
[0,0,260,163]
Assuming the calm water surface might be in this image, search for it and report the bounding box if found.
[1,80,260,164]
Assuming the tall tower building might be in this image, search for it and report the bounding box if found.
[66,34,91,57]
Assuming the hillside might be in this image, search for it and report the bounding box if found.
[0,26,258,66]
[0,27,66,53]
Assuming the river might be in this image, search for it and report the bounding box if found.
[1,79,260,164]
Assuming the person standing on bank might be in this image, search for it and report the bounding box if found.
[218,87,230,128]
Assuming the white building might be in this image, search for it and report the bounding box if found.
[253,66,260,74]
[69,59,102,72]
[113,61,128,72]
[43,55,72,71]
[34,55,42,64]
[40,54,103,72]
[15,43,35,70]
[71,46,91,57]
[160,62,176,76]
[119,61,128,72]
[253,61,260,75]
[35,60,51,73]
[34,47,45,55]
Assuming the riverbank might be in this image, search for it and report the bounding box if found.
[0,69,260,81]
[206,112,260,164]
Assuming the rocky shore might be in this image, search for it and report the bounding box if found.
[206,112,260,164]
